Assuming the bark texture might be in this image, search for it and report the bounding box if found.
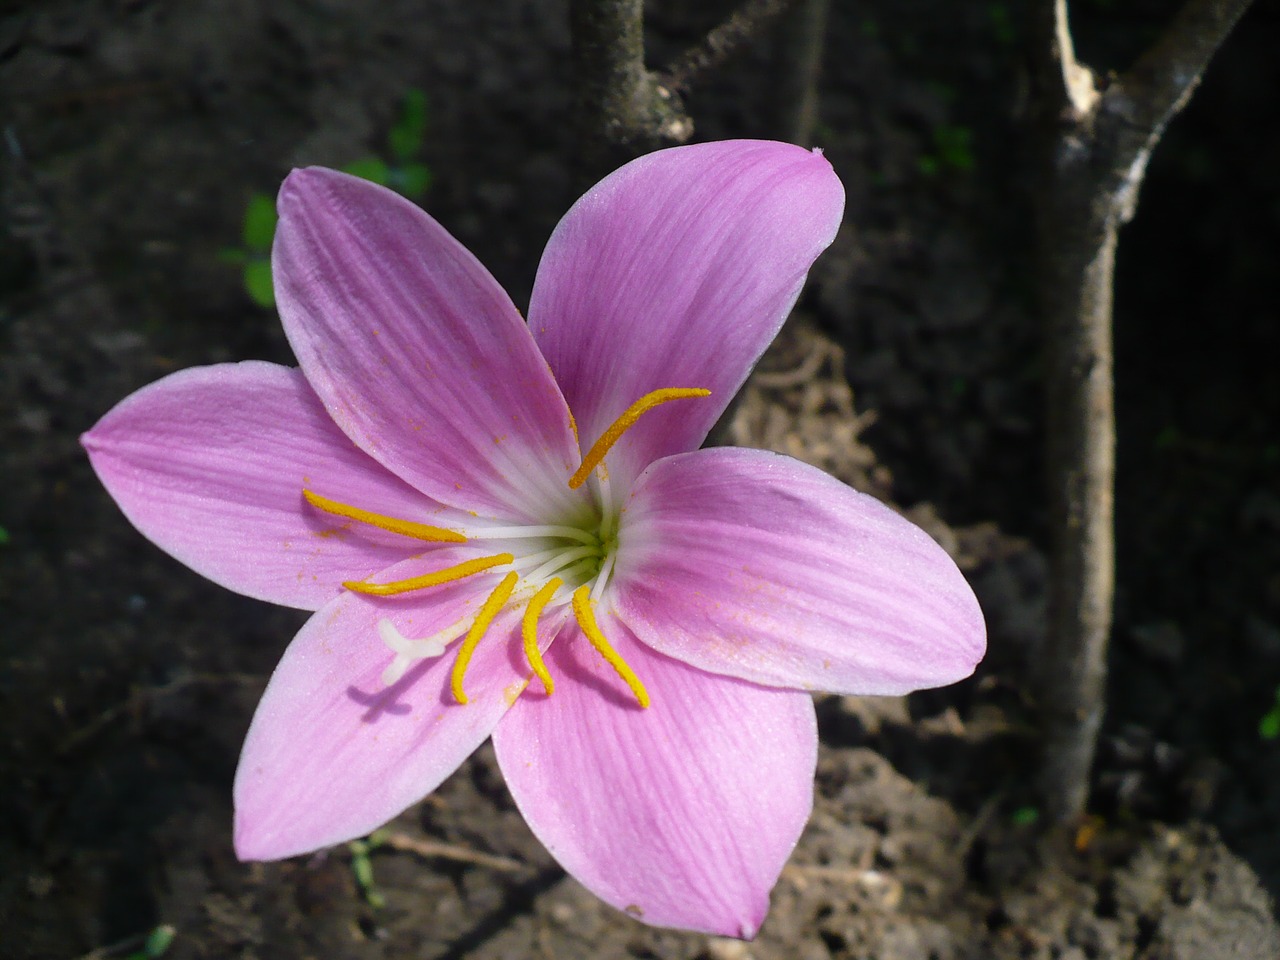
[1032,0,1253,825]
[569,0,691,187]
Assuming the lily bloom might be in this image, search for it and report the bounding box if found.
[82,140,984,938]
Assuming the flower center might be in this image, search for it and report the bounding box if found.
[303,387,709,709]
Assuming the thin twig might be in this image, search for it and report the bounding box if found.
[569,0,691,183]
[661,0,803,93]
[378,831,524,873]
[57,673,262,755]
[1120,0,1254,146]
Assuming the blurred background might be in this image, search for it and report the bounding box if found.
[2,1,1278,957]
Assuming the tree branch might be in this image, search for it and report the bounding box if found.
[1119,0,1254,146]
[1031,0,1254,826]
[1033,0,1100,120]
[660,0,802,94]
[569,0,693,184]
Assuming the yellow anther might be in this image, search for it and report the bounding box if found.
[571,585,650,709]
[303,489,466,543]
[343,553,514,597]
[568,388,711,489]
[522,577,563,695]
[451,571,519,704]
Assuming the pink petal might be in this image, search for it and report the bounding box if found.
[493,612,816,938]
[82,361,447,610]
[528,141,844,488]
[274,168,582,523]
[235,553,561,859]
[614,447,986,695]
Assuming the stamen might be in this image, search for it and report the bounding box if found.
[344,553,514,597]
[568,388,711,489]
[467,523,599,546]
[590,548,617,605]
[571,585,650,709]
[304,489,467,543]
[451,572,519,704]
[596,468,615,535]
[524,545,598,585]
[521,578,562,695]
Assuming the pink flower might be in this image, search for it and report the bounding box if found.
[82,141,984,938]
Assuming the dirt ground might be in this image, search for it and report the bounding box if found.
[3,1,1280,958]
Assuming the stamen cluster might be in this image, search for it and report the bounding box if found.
[305,388,708,709]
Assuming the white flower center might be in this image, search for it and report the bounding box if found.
[304,387,709,709]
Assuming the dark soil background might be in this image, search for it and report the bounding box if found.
[3,1,1279,958]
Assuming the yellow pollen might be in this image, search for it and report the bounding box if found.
[343,553,514,597]
[571,585,650,709]
[303,489,466,543]
[522,577,562,695]
[451,571,519,704]
[568,387,711,489]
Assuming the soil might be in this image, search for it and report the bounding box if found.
[3,1,1280,959]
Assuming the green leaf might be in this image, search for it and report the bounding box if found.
[394,162,432,199]
[352,853,375,889]
[1260,710,1280,741]
[242,194,278,251]
[389,89,428,162]
[0,526,9,545]
[343,157,392,187]
[1153,425,1180,450]
[122,925,176,960]
[218,247,247,264]
[1011,806,1039,826]
[988,3,1016,45]
[244,259,275,308]
[143,925,176,958]
[934,124,975,172]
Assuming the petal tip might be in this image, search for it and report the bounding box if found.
[232,811,269,863]
[233,795,308,863]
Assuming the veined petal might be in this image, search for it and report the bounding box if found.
[528,141,844,488]
[493,613,816,938]
[81,361,445,611]
[234,553,560,860]
[273,168,581,522]
[613,448,986,695]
